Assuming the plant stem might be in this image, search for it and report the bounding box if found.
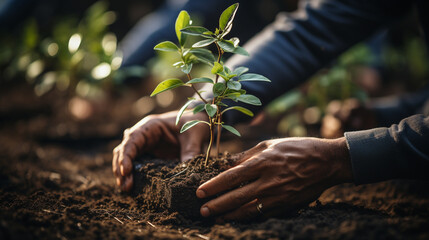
[213,41,224,157]
[216,112,222,156]
[187,73,208,104]
[205,120,214,165]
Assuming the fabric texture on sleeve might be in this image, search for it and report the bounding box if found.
[345,114,429,185]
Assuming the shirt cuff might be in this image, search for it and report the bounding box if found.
[344,128,407,185]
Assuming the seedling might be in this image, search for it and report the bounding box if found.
[151,3,270,165]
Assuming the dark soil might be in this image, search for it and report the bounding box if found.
[1,82,429,239]
[132,154,234,221]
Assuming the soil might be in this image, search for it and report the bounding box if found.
[132,154,234,221]
[1,82,429,239]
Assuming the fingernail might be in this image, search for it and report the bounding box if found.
[201,206,210,217]
[196,189,206,198]
[120,165,125,176]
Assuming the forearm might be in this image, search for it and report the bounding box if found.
[223,0,412,124]
[345,114,429,185]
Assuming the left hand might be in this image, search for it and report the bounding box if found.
[196,137,353,221]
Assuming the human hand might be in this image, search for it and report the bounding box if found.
[196,137,353,221]
[113,111,209,192]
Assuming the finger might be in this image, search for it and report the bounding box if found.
[233,141,267,166]
[197,162,258,198]
[219,199,259,222]
[121,175,133,192]
[180,136,203,162]
[113,147,124,188]
[199,180,261,217]
[220,196,279,221]
[112,146,120,177]
[119,150,134,176]
[120,134,144,176]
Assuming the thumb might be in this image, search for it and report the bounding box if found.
[180,138,203,162]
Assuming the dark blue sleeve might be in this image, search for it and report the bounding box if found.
[223,0,413,124]
[345,114,429,184]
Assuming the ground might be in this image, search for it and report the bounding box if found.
[1,82,429,240]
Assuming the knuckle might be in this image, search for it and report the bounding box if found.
[256,141,268,149]
[113,145,120,154]
[123,128,131,137]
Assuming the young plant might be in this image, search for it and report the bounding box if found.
[151,3,270,165]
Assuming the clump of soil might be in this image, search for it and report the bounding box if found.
[132,154,235,220]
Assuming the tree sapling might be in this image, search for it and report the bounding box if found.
[151,3,270,165]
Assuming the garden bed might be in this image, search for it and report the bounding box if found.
[1,83,429,239]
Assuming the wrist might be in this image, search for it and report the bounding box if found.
[330,137,354,184]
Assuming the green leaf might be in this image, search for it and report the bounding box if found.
[222,106,253,117]
[189,48,215,65]
[217,40,235,52]
[180,63,193,74]
[224,66,231,74]
[217,72,229,81]
[186,77,214,84]
[227,80,241,90]
[222,124,241,137]
[218,40,249,56]
[193,104,205,114]
[218,102,228,107]
[213,82,226,97]
[230,37,240,47]
[219,3,239,31]
[175,11,191,46]
[173,61,183,67]
[176,100,194,125]
[150,79,184,97]
[238,73,271,82]
[180,120,203,133]
[232,46,249,56]
[211,62,224,74]
[205,104,217,117]
[237,94,262,105]
[232,67,249,76]
[224,91,241,101]
[192,38,216,48]
[154,41,179,52]
[180,26,212,38]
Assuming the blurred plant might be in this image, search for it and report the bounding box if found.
[383,37,429,89]
[266,43,372,136]
[0,1,145,98]
[150,3,270,164]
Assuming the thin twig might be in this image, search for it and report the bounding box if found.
[147,221,157,228]
[42,209,61,215]
[170,167,189,178]
[196,233,210,240]
[187,73,208,104]
[113,216,124,225]
[102,209,124,224]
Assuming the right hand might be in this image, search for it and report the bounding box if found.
[112,111,209,192]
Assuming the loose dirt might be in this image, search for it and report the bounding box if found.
[1,83,428,239]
